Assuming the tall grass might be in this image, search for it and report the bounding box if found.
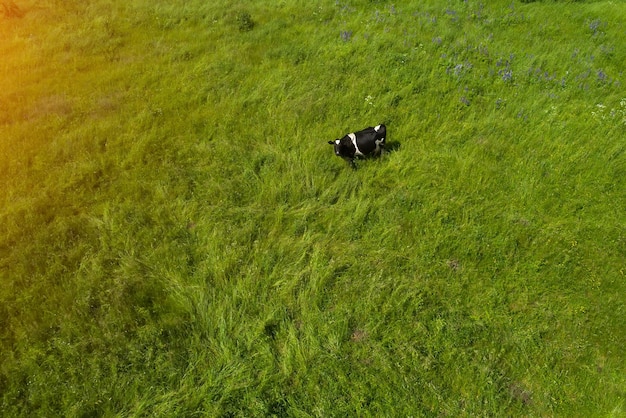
[1,0,625,416]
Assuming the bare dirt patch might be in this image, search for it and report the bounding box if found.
[25,94,73,121]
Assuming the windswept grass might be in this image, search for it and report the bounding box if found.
[1,0,625,416]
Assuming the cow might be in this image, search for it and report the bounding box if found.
[328,124,386,167]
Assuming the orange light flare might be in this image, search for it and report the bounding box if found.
[1,1,24,19]
[0,0,29,116]
[1,0,40,184]
[1,0,40,124]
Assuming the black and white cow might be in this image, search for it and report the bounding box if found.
[328,124,386,166]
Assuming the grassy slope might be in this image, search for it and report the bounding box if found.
[1,0,625,415]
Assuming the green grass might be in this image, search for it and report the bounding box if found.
[1,0,625,416]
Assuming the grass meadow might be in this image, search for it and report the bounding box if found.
[1,0,625,415]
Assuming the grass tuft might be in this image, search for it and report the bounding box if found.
[1,0,625,416]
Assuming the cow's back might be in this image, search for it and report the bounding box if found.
[355,125,386,155]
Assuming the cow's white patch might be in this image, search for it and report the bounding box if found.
[374,138,385,154]
[374,125,381,132]
[335,139,340,145]
[348,133,364,157]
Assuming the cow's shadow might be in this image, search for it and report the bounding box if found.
[384,140,401,154]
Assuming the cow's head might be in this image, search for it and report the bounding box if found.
[328,139,342,157]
